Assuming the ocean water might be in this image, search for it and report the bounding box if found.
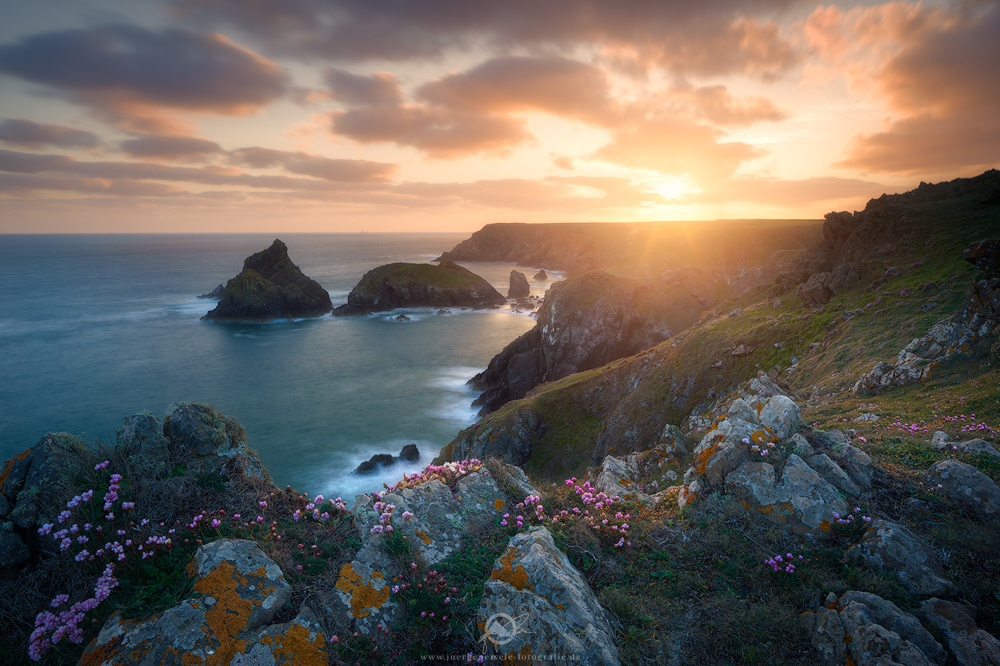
[0,234,559,500]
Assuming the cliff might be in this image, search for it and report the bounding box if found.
[438,219,823,277]
[202,239,332,322]
[471,267,765,414]
[332,259,506,315]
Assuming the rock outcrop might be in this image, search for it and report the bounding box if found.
[800,591,947,666]
[80,539,327,666]
[479,527,620,665]
[854,239,1000,393]
[0,404,274,571]
[202,239,332,322]
[923,460,1000,517]
[921,597,1000,666]
[533,269,547,280]
[353,444,421,474]
[332,260,505,315]
[847,519,958,596]
[508,270,530,298]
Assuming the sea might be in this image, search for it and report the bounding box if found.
[0,233,558,501]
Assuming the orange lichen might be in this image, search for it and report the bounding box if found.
[189,560,264,664]
[0,448,30,488]
[260,622,327,666]
[494,499,506,512]
[490,546,528,591]
[820,518,833,532]
[415,529,432,545]
[335,563,390,618]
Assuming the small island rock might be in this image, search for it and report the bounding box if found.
[533,269,547,280]
[333,260,505,316]
[202,240,332,322]
[197,284,225,299]
[508,270,530,298]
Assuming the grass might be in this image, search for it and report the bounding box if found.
[358,262,487,290]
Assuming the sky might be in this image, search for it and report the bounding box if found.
[0,0,997,233]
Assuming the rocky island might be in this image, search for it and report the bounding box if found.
[332,259,506,316]
[202,239,332,323]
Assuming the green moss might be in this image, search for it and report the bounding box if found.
[358,262,486,291]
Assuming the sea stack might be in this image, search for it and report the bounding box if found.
[333,260,506,315]
[508,270,530,298]
[202,239,332,322]
[533,269,547,280]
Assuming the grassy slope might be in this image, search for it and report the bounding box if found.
[456,173,1000,664]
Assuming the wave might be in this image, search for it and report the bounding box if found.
[314,438,441,500]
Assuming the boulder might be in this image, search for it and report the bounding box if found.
[929,435,1000,459]
[0,529,31,569]
[116,412,171,468]
[478,527,619,665]
[921,597,1000,666]
[847,519,958,596]
[589,456,656,507]
[1,432,87,531]
[533,269,547,280]
[828,441,876,490]
[324,467,509,635]
[758,395,802,439]
[508,270,530,299]
[203,239,332,322]
[333,260,505,316]
[79,540,326,666]
[725,454,849,535]
[807,453,862,496]
[923,460,1000,517]
[962,238,1000,270]
[162,403,268,480]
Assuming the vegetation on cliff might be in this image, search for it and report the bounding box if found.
[332,259,505,316]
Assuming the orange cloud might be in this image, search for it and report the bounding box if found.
[830,1,1000,174]
[591,119,761,183]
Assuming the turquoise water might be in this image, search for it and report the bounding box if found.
[0,234,558,500]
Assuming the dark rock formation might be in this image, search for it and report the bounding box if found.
[333,260,505,316]
[202,239,332,322]
[533,269,547,280]
[197,284,225,299]
[353,444,421,474]
[440,404,545,467]
[354,454,395,474]
[508,270,530,298]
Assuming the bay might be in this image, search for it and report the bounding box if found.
[0,233,558,500]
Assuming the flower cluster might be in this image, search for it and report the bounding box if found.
[832,507,871,526]
[764,553,803,574]
[744,436,776,457]
[291,494,347,523]
[370,501,398,534]
[28,564,118,660]
[386,459,483,492]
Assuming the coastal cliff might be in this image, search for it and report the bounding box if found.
[202,239,332,322]
[332,259,506,315]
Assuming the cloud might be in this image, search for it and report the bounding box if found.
[680,175,888,206]
[0,148,390,190]
[664,84,787,127]
[120,135,224,162]
[809,2,1000,174]
[591,119,761,183]
[330,105,531,158]
[172,0,801,78]
[326,69,403,105]
[0,25,289,134]
[0,119,101,149]
[229,147,397,182]
[0,173,183,197]
[418,56,621,125]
